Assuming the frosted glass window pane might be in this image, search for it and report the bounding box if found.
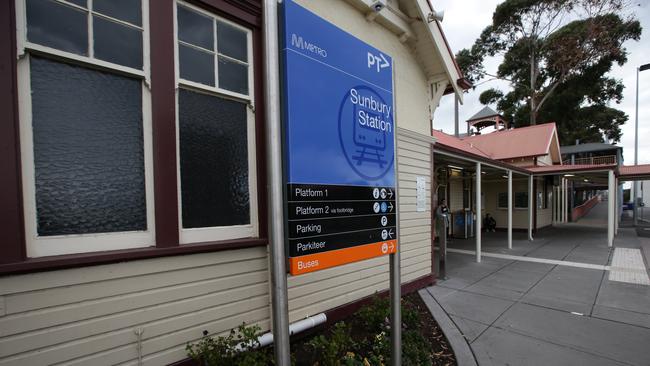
[93,0,142,26]
[179,44,215,86]
[217,21,247,62]
[218,56,248,94]
[26,0,88,56]
[94,16,143,69]
[68,0,86,7]
[177,5,213,50]
[30,56,146,236]
[179,89,250,229]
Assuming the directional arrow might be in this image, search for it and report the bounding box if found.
[388,202,394,212]
[387,189,394,199]
[389,242,395,251]
[388,229,394,239]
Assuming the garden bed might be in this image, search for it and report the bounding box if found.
[187,292,456,365]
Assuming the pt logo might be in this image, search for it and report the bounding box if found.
[338,85,394,180]
[367,52,390,72]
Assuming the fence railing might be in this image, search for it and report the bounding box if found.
[562,155,617,166]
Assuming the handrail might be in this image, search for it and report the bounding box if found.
[562,155,617,166]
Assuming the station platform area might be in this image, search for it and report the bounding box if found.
[423,202,650,365]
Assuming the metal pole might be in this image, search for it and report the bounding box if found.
[634,66,639,226]
[476,163,482,262]
[608,170,615,247]
[454,93,459,137]
[263,1,290,364]
[507,170,512,249]
[390,67,401,366]
[528,175,533,241]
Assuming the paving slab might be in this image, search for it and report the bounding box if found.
[592,305,650,329]
[438,291,514,325]
[563,244,612,266]
[526,242,577,260]
[505,260,555,274]
[463,268,547,301]
[494,302,650,366]
[521,266,603,314]
[595,279,650,315]
[471,327,625,366]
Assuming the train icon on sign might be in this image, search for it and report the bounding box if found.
[338,86,395,180]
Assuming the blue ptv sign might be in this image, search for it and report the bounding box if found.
[281,1,397,275]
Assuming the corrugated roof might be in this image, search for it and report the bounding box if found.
[560,143,622,155]
[467,106,499,122]
[461,123,558,160]
[432,130,491,159]
[527,164,616,173]
[619,164,650,178]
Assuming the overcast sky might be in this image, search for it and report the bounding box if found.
[432,0,650,165]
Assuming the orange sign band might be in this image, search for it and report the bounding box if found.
[289,240,398,275]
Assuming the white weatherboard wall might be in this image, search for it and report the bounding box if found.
[0,247,270,366]
[287,0,434,321]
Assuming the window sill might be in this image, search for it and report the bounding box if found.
[0,237,267,276]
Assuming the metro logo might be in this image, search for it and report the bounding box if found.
[367,52,390,72]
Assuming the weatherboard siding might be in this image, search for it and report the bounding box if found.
[0,247,271,366]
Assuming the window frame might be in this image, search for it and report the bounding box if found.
[173,0,258,244]
[0,0,266,273]
[15,0,156,257]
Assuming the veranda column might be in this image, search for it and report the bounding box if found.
[476,163,482,263]
[608,170,615,247]
[508,170,513,249]
[528,175,534,241]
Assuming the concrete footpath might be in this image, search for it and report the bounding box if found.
[420,202,650,366]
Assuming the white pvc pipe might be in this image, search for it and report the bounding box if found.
[237,313,328,351]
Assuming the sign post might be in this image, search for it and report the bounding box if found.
[280,1,400,363]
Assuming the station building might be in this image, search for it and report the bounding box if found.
[0,0,466,364]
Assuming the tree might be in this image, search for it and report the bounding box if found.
[457,0,641,143]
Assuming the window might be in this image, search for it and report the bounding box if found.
[497,192,508,209]
[175,1,257,244]
[17,0,154,257]
[515,192,528,209]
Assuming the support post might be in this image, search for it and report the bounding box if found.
[508,170,513,249]
[608,170,615,247]
[553,186,560,224]
[562,179,566,223]
[564,179,569,222]
[614,178,621,236]
[476,163,482,263]
[528,175,534,241]
[263,2,291,364]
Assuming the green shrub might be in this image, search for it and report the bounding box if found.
[186,323,273,366]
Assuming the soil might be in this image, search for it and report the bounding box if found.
[291,292,457,366]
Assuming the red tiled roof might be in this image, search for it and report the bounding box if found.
[461,123,558,160]
[619,164,650,178]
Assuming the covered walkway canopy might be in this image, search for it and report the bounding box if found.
[432,128,622,265]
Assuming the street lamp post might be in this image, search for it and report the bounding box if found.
[634,63,650,226]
